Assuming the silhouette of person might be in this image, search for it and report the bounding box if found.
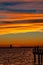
[10,44,12,48]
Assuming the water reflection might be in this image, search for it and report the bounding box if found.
[0,48,33,65]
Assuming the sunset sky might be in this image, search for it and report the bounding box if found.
[0,0,43,47]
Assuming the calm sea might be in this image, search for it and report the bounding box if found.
[0,48,35,65]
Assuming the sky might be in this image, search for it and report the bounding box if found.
[0,0,43,47]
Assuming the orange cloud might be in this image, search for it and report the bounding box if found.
[0,23,43,35]
[0,13,43,35]
[0,13,43,21]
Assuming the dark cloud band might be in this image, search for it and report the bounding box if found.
[0,2,25,6]
[0,2,43,6]
[0,2,43,13]
[0,26,32,29]
[0,19,43,24]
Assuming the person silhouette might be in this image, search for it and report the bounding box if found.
[10,44,12,48]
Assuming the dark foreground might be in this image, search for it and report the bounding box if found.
[1,47,43,65]
[0,47,34,65]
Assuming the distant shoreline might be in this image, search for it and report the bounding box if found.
[0,46,43,48]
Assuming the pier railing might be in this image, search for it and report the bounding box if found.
[33,47,43,65]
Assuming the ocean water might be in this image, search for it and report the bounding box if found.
[0,48,34,65]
